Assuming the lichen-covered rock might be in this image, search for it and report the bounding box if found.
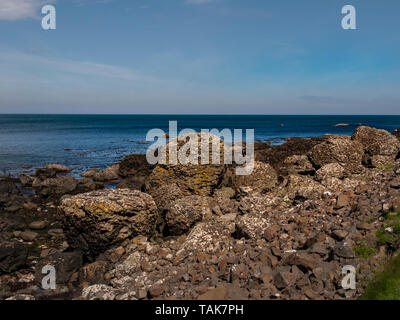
[59,189,158,259]
[352,126,400,166]
[177,214,236,255]
[150,183,185,213]
[229,161,278,193]
[315,163,345,182]
[82,284,117,300]
[235,212,270,240]
[145,132,226,197]
[165,195,213,235]
[309,137,364,173]
[212,187,238,215]
[286,175,326,201]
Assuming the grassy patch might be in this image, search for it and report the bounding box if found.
[354,243,374,259]
[376,229,395,246]
[361,253,400,300]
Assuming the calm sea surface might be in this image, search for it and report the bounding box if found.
[1,114,400,177]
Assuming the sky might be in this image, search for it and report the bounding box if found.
[0,0,399,114]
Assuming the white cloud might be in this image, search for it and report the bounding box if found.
[0,0,54,21]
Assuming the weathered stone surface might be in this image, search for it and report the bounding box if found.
[0,241,29,274]
[119,154,154,178]
[265,137,326,174]
[178,214,236,255]
[352,126,400,166]
[93,164,120,181]
[229,161,278,193]
[282,155,315,175]
[145,132,226,197]
[59,189,158,259]
[38,176,78,196]
[315,163,345,182]
[235,212,270,240]
[82,284,117,300]
[286,175,326,201]
[165,195,213,235]
[309,137,364,173]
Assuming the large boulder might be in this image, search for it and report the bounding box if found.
[119,154,154,178]
[145,132,226,197]
[226,161,278,193]
[281,155,315,175]
[265,137,326,174]
[59,189,158,259]
[308,136,364,173]
[352,126,400,167]
[165,195,213,235]
[37,176,78,196]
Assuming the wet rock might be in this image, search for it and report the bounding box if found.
[165,195,213,235]
[265,137,326,174]
[93,164,120,182]
[309,137,364,173]
[38,176,78,196]
[81,169,99,178]
[59,189,158,259]
[119,154,154,178]
[20,231,38,242]
[35,252,83,286]
[28,221,47,230]
[0,241,29,274]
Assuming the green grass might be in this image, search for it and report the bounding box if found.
[361,253,400,300]
[376,229,395,246]
[354,243,374,259]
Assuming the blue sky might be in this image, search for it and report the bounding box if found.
[0,0,399,114]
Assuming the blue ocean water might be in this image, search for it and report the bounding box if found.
[1,114,400,177]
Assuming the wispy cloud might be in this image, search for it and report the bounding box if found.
[0,0,55,21]
[0,50,160,83]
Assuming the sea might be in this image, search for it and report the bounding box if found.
[1,114,400,178]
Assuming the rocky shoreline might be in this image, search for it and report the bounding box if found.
[1,126,400,300]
